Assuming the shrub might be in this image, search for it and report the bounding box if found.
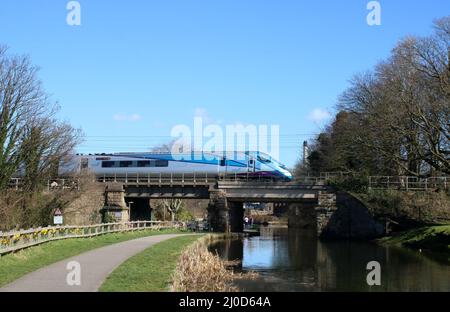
[175,207,195,222]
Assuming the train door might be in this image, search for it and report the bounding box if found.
[247,156,256,174]
[219,157,227,179]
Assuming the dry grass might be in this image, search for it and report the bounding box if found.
[170,234,257,292]
[170,237,237,292]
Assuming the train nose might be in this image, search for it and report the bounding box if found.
[282,170,293,180]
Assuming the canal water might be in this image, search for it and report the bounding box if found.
[208,227,450,292]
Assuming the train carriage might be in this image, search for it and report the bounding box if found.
[59,151,292,180]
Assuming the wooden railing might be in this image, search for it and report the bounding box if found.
[368,176,448,191]
[0,221,184,256]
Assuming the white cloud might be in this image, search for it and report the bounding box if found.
[113,114,142,122]
[308,108,331,123]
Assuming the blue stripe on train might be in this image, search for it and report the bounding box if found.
[112,153,249,168]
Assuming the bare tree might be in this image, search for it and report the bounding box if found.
[0,46,48,189]
[0,46,83,190]
[306,16,449,176]
[161,199,184,221]
[20,117,82,191]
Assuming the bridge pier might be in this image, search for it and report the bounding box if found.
[315,192,338,237]
[207,190,230,232]
[100,183,130,222]
[207,191,245,233]
[228,201,244,232]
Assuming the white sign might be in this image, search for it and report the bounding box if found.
[54,215,64,225]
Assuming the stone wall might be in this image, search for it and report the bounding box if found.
[315,192,338,236]
[317,191,384,239]
[63,183,104,225]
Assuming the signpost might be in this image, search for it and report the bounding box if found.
[53,208,63,225]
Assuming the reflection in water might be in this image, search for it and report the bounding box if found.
[208,227,450,292]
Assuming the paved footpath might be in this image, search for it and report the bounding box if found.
[0,234,187,292]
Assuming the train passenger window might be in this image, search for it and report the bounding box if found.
[119,161,133,167]
[102,161,115,168]
[137,161,151,167]
[220,159,226,166]
[155,160,169,167]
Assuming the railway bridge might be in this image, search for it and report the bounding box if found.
[100,174,338,235]
[9,173,393,237]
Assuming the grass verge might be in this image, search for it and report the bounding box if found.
[377,225,450,253]
[0,228,188,287]
[99,234,203,292]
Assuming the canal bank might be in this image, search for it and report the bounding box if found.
[377,225,450,256]
[208,226,450,292]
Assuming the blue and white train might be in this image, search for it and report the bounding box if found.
[60,151,292,180]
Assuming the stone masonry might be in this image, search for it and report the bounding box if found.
[101,183,130,222]
[207,190,229,232]
[315,191,338,236]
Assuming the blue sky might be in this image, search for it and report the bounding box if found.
[0,0,448,167]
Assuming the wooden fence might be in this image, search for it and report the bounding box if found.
[0,221,185,256]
